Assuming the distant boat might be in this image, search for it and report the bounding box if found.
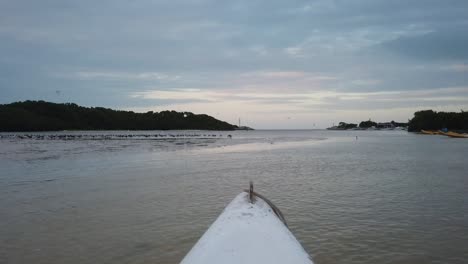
[326,126,344,130]
[441,131,468,138]
[420,130,438,135]
[181,183,313,264]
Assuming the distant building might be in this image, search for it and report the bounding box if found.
[376,122,395,129]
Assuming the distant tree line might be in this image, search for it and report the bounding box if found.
[408,110,468,132]
[337,122,357,129]
[358,120,377,128]
[330,120,408,130]
[0,101,237,132]
[359,120,408,128]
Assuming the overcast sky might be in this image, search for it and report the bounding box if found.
[1,0,467,128]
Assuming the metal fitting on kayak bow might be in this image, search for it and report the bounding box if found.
[244,181,288,227]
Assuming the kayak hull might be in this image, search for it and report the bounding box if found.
[181,192,313,264]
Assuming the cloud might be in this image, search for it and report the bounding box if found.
[442,64,468,72]
[284,46,303,57]
[380,29,468,60]
[351,79,381,86]
[57,71,181,81]
[249,45,269,56]
[130,86,468,110]
[243,71,306,78]
[1,0,468,128]
[126,86,468,128]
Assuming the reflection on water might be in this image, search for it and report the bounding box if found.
[1,130,467,264]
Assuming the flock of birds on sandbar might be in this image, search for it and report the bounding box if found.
[0,133,234,140]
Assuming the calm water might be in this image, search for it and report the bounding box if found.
[1,130,467,264]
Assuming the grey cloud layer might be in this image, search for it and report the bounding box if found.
[1,0,467,127]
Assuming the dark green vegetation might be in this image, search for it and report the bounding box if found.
[328,120,408,130]
[358,120,377,128]
[338,122,358,129]
[0,101,237,131]
[358,119,409,128]
[408,110,468,132]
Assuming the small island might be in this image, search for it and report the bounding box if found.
[326,110,468,134]
[0,101,243,132]
[327,120,408,131]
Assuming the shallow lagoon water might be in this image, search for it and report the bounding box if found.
[1,130,467,264]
